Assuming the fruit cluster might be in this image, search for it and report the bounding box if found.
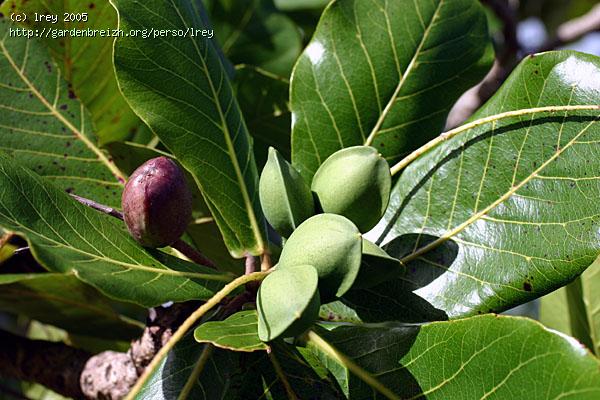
[257,146,397,342]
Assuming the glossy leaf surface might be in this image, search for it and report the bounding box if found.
[290,0,493,179]
[310,315,600,399]
[373,51,600,318]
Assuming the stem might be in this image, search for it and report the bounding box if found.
[269,351,298,400]
[245,255,257,275]
[176,345,214,400]
[307,330,401,400]
[125,271,271,400]
[390,105,600,176]
[70,193,124,220]
[172,239,216,269]
[260,252,272,271]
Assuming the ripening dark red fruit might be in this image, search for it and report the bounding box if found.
[121,157,192,248]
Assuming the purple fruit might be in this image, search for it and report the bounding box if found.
[122,157,192,247]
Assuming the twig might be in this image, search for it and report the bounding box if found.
[0,329,90,399]
[446,0,519,129]
[307,330,400,400]
[70,193,124,220]
[125,270,271,400]
[269,351,298,400]
[69,193,218,269]
[391,104,600,176]
[536,4,600,52]
[260,252,272,271]
[172,239,217,269]
[176,345,214,400]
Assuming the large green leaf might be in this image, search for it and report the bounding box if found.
[205,0,302,77]
[309,315,600,399]
[194,310,267,352]
[290,0,493,180]
[0,0,147,144]
[0,273,142,339]
[138,332,341,399]
[113,0,266,258]
[373,51,600,319]
[0,18,126,208]
[0,153,231,307]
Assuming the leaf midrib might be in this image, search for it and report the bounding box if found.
[400,117,599,265]
[0,38,126,182]
[167,0,265,254]
[364,0,444,146]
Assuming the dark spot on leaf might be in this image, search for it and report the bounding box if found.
[68,89,76,99]
[89,3,95,9]
[60,104,68,110]
[523,282,532,292]
[64,153,68,158]
[65,141,71,147]
[66,188,74,193]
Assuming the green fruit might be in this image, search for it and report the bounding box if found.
[278,214,362,301]
[311,146,391,233]
[122,157,192,247]
[351,239,404,290]
[257,265,320,341]
[259,147,315,237]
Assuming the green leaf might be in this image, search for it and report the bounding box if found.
[234,65,290,168]
[0,0,147,144]
[113,0,267,258]
[0,153,231,307]
[581,256,600,355]
[194,310,267,352]
[0,273,142,339]
[0,18,126,208]
[138,332,342,399]
[206,0,302,76]
[290,0,493,180]
[374,51,600,319]
[309,315,600,399]
[274,0,329,11]
[539,287,572,336]
[542,256,600,355]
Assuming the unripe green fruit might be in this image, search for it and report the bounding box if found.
[122,157,192,248]
[259,147,314,237]
[257,265,320,341]
[311,146,391,233]
[278,214,362,301]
